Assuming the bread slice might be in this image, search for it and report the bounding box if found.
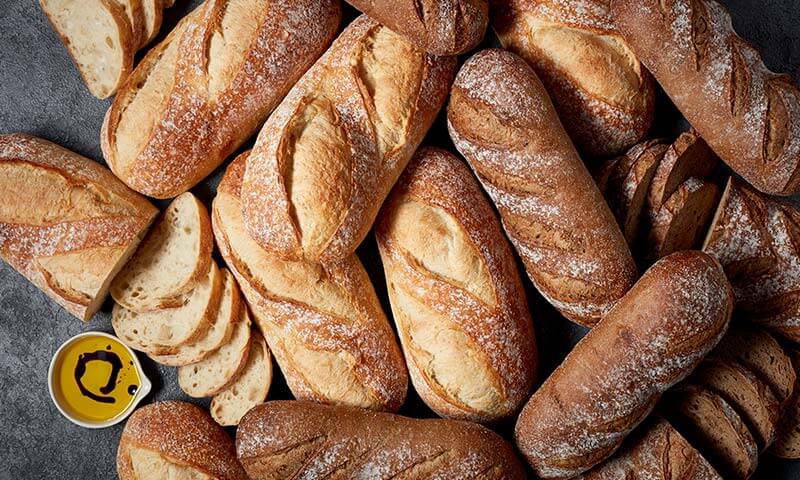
[111,192,213,312]
[771,350,800,458]
[646,177,720,262]
[39,0,134,99]
[178,307,252,398]
[149,268,241,366]
[210,332,272,426]
[113,0,145,49]
[662,385,758,480]
[139,0,163,48]
[113,262,222,355]
[690,358,781,449]
[711,326,796,404]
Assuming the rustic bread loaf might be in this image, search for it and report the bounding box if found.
[578,417,722,480]
[101,0,341,199]
[214,154,408,412]
[211,332,272,427]
[514,251,733,479]
[111,191,212,312]
[236,401,527,479]
[117,401,248,480]
[345,0,488,55]
[0,134,157,321]
[375,147,537,423]
[241,15,456,263]
[447,48,637,327]
[703,178,800,342]
[492,0,656,158]
[613,0,800,196]
[771,350,800,458]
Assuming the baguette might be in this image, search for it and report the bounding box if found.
[117,401,248,480]
[214,153,408,412]
[514,251,733,479]
[344,0,488,55]
[613,0,800,196]
[492,0,656,158]
[447,48,637,327]
[375,147,537,423]
[241,15,457,263]
[0,134,157,321]
[236,401,526,479]
[101,0,341,198]
[702,178,800,342]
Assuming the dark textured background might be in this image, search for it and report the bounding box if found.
[0,1,799,478]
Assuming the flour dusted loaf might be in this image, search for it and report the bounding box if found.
[375,147,537,423]
[345,0,488,55]
[117,401,248,480]
[514,251,733,479]
[703,178,800,342]
[101,0,341,198]
[241,15,457,263]
[613,0,800,195]
[447,48,637,327]
[236,401,526,479]
[0,134,157,320]
[492,0,655,158]
[214,154,408,412]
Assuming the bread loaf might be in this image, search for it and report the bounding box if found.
[236,400,527,479]
[447,48,637,327]
[613,0,800,196]
[703,178,800,342]
[101,0,341,198]
[241,15,457,263]
[0,134,157,320]
[117,401,248,480]
[375,147,537,423]
[514,251,733,479]
[345,0,488,55]
[492,0,656,158]
[214,153,408,412]
[578,417,722,480]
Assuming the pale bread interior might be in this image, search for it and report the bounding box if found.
[210,333,272,426]
[128,447,212,480]
[139,0,161,47]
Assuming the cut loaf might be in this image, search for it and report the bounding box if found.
[211,332,272,426]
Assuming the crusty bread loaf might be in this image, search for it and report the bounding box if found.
[514,251,733,479]
[241,15,457,263]
[771,350,800,458]
[703,178,800,342]
[40,0,135,99]
[0,134,157,321]
[345,0,488,55]
[613,0,800,196]
[101,0,341,199]
[117,401,248,480]
[211,332,272,427]
[236,401,527,479]
[214,154,408,412]
[578,417,722,480]
[375,147,537,423]
[111,191,212,312]
[492,0,656,158]
[150,268,240,367]
[447,48,637,327]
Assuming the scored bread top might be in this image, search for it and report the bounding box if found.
[111,191,213,312]
[211,332,272,427]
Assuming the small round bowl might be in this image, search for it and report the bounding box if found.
[48,331,151,429]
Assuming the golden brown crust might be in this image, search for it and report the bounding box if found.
[447,48,637,326]
[514,251,733,479]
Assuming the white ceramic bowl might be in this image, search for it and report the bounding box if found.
[48,331,151,429]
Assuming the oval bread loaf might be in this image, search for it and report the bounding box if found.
[514,251,734,479]
[447,48,637,327]
[241,15,457,263]
[236,401,527,479]
[214,153,408,412]
[345,0,489,55]
[492,0,656,158]
[375,146,538,423]
[101,0,342,198]
[211,332,272,427]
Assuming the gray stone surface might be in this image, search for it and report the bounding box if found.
[0,0,798,478]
